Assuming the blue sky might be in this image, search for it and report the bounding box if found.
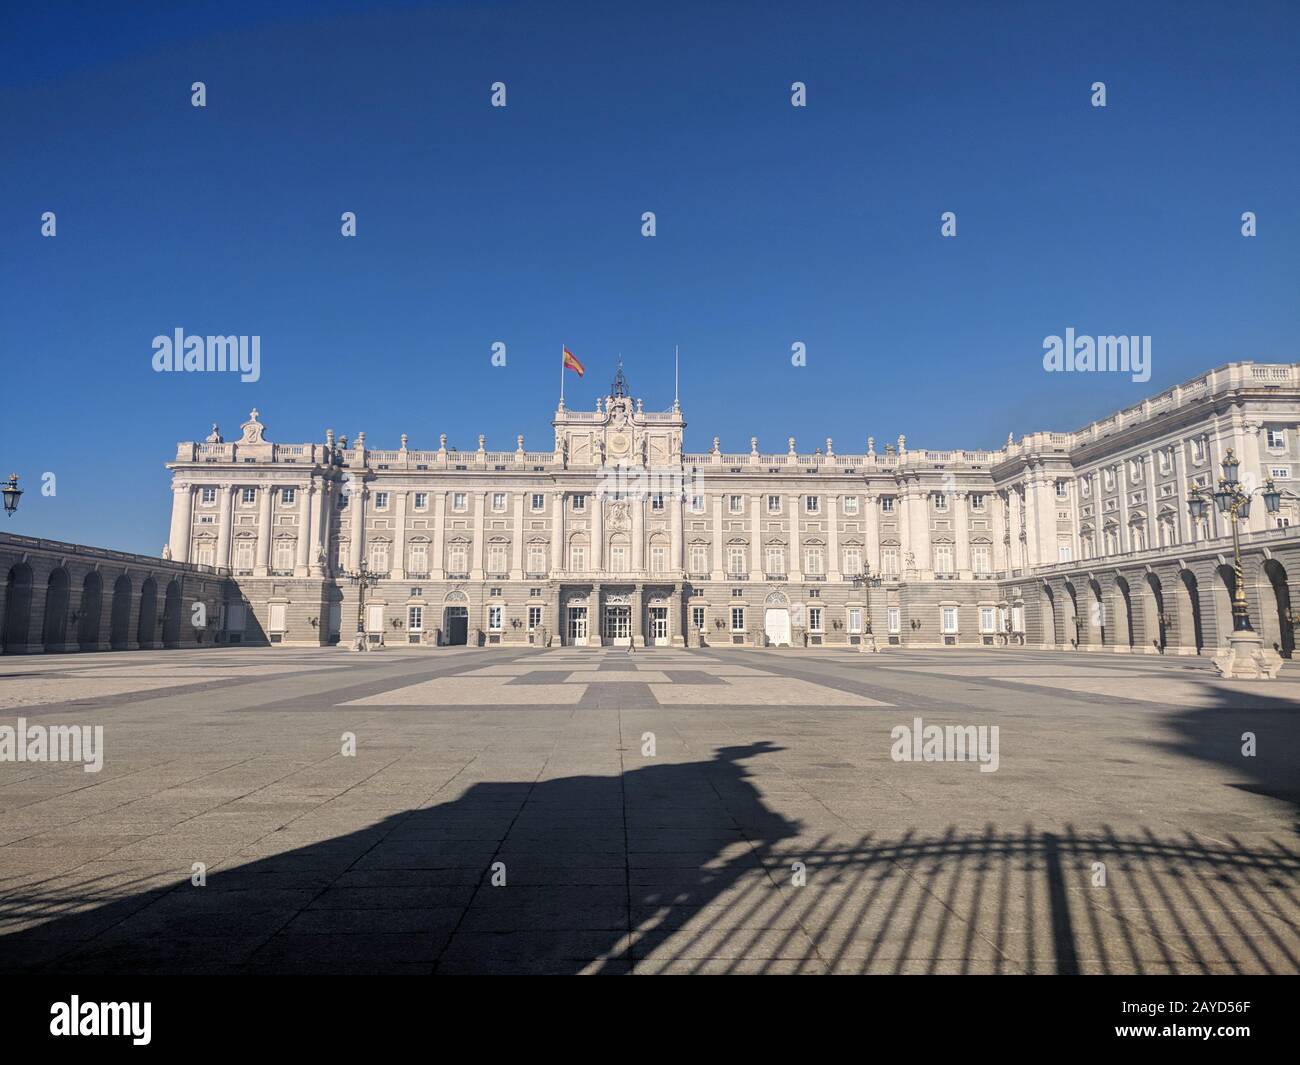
[2,0,1297,554]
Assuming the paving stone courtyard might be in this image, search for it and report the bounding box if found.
[0,645,1297,975]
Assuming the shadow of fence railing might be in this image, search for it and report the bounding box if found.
[627,825,1300,975]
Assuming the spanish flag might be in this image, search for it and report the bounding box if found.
[562,346,585,377]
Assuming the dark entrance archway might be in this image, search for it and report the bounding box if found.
[78,571,103,650]
[1264,559,1294,658]
[42,568,71,652]
[111,575,132,650]
[1178,569,1204,653]
[162,580,182,648]
[445,606,468,646]
[137,577,158,649]
[3,564,34,653]
[1144,573,1166,653]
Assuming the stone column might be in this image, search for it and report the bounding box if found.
[789,494,802,580]
[711,495,724,578]
[215,484,234,570]
[632,494,644,572]
[296,484,313,575]
[511,492,525,577]
[392,490,408,579]
[255,484,274,575]
[828,494,841,580]
[749,494,762,578]
[954,491,970,576]
[551,490,565,573]
[432,492,446,577]
[908,488,932,574]
[1118,465,1132,554]
[1174,443,1191,545]
[348,488,366,573]
[305,482,322,575]
[632,585,643,645]
[992,491,1008,573]
[470,491,486,578]
[865,492,880,575]
[670,487,683,571]
[1243,422,1267,532]
[591,492,603,572]
[168,482,194,563]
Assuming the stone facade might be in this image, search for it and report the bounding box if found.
[4,361,1297,658]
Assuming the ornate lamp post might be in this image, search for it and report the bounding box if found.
[2,474,21,517]
[849,568,882,653]
[342,560,383,652]
[1186,448,1284,678]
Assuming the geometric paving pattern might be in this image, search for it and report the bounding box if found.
[1,645,1297,974]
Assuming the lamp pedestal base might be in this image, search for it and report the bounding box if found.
[351,632,369,652]
[1213,631,1285,680]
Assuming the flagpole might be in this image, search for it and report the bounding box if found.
[674,344,680,411]
[559,346,565,410]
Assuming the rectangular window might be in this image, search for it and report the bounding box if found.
[408,606,423,632]
[453,492,467,512]
[1270,466,1291,480]
[1267,428,1286,449]
[689,544,708,573]
[842,496,859,515]
[887,607,901,634]
[970,493,985,512]
[880,497,895,514]
[1056,481,1069,499]
[765,547,785,574]
[528,606,542,630]
[572,494,587,511]
[690,494,705,513]
[447,544,468,574]
[201,486,217,504]
[942,606,958,634]
[934,494,948,512]
[527,544,546,574]
[488,605,502,632]
[767,495,781,513]
[804,548,824,575]
[881,546,899,577]
[731,607,746,632]
[487,544,508,574]
[569,544,586,571]
[651,493,665,512]
[934,543,954,575]
[531,493,545,511]
[413,492,428,510]
[729,495,743,513]
[369,543,389,574]
[374,492,389,510]
[406,543,428,575]
[241,487,257,504]
[609,545,628,572]
[1012,605,1024,632]
[848,608,862,634]
[727,545,746,575]
[979,607,995,633]
[691,605,706,631]
[971,544,991,575]
[805,496,819,514]
[272,540,295,572]
[650,545,667,573]
[280,487,296,505]
[842,548,861,575]
[1058,545,1072,562]
[808,607,823,632]
[492,493,507,512]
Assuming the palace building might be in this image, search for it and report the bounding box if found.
[147,360,1300,656]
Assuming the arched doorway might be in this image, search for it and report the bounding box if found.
[1113,576,1134,650]
[110,575,132,650]
[137,577,158,649]
[1040,584,1057,647]
[2,564,34,653]
[1088,578,1106,647]
[1144,573,1166,653]
[42,568,71,652]
[1213,564,1238,645]
[1064,582,1081,648]
[1263,559,1294,658]
[764,591,792,647]
[443,592,469,646]
[162,580,182,648]
[78,571,103,650]
[1178,569,1204,653]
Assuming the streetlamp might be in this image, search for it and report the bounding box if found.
[2,474,21,517]
[849,569,882,653]
[342,560,383,652]
[1186,448,1284,678]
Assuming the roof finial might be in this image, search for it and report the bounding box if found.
[612,358,629,398]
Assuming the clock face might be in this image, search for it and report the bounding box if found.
[608,432,630,455]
